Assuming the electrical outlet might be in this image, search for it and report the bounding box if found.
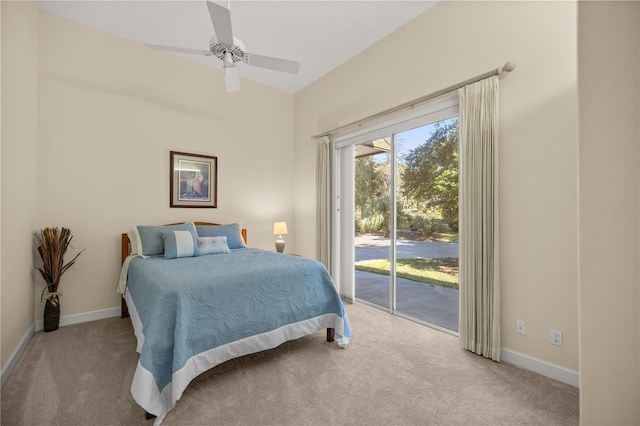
[516,320,526,335]
[551,329,563,346]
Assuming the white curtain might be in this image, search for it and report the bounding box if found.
[458,76,501,361]
[335,145,356,302]
[315,136,332,272]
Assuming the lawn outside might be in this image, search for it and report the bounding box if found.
[355,257,459,290]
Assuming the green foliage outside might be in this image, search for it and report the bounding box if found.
[355,118,460,238]
[401,120,459,231]
[408,216,447,238]
[357,195,390,234]
[355,156,388,216]
[358,212,386,234]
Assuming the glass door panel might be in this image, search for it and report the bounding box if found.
[353,137,391,309]
[395,118,459,331]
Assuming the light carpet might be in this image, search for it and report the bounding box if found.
[1,302,579,425]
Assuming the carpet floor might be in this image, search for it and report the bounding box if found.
[1,302,579,425]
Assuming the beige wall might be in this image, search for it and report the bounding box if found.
[33,10,295,320]
[295,1,579,371]
[578,1,639,424]
[1,1,39,369]
[0,4,295,365]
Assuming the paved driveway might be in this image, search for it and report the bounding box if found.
[354,235,459,332]
[355,235,459,262]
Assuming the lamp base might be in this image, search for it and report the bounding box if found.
[275,236,285,253]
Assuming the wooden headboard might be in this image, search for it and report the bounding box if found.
[121,222,248,264]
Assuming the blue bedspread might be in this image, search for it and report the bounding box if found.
[123,248,350,424]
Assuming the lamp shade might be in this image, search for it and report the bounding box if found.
[273,221,288,235]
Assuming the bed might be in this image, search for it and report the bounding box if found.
[117,222,350,424]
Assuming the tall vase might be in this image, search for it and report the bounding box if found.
[43,296,60,332]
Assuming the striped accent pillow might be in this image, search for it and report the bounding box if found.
[162,230,199,259]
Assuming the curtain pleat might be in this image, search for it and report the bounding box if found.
[458,76,501,361]
[315,136,332,272]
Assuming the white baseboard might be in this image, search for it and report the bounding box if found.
[1,323,35,388]
[35,306,121,332]
[501,348,579,388]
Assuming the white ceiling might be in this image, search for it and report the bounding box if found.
[37,0,436,93]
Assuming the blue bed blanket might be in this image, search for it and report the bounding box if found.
[123,248,350,424]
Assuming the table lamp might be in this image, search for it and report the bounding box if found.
[273,221,288,253]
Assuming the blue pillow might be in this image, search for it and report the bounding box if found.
[196,223,246,249]
[162,230,200,259]
[197,236,231,255]
[134,223,198,257]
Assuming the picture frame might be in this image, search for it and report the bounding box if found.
[170,151,217,208]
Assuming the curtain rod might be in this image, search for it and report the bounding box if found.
[311,61,516,140]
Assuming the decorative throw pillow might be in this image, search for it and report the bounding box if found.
[197,236,231,255]
[133,223,198,257]
[196,223,246,249]
[162,230,200,259]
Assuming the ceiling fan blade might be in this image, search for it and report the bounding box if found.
[246,53,300,74]
[224,65,241,92]
[206,1,234,46]
[147,44,212,57]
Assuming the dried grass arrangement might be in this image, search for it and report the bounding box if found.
[34,227,84,331]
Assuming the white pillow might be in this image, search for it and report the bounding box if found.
[127,231,140,256]
[197,236,231,255]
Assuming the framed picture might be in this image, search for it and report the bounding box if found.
[170,151,217,208]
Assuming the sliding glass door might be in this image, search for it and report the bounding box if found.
[343,102,460,333]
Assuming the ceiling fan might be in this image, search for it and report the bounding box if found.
[147,1,300,92]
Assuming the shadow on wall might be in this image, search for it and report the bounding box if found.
[40,70,221,119]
